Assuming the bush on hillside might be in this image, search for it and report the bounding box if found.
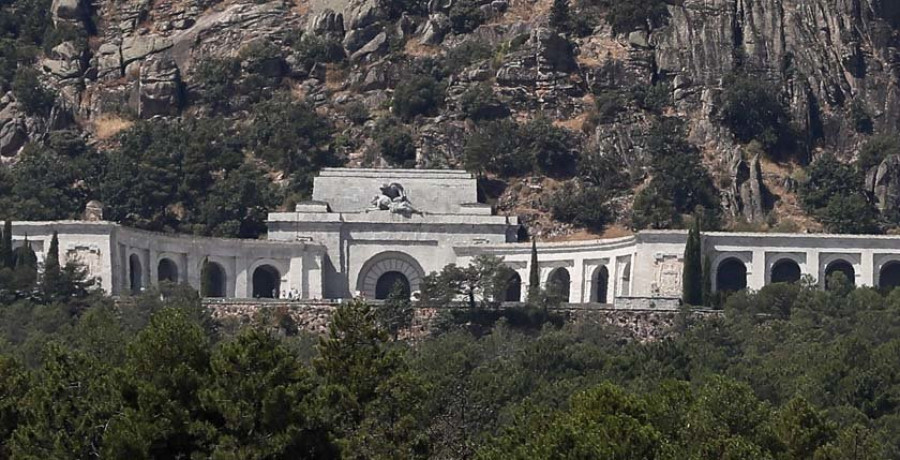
[374,117,417,167]
[12,68,54,116]
[392,74,445,120]
[718,74,794,155]
[857,135,900,172]
[550,183,612,232]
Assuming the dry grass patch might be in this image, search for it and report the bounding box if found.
[93,115,134,141]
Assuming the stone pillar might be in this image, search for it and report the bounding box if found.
[148,249,159,286]
[187,253,204,293]
[749,249,766,290]
[288,255,304,298]
[610,259,620,301]
[235,256,250,298]
[141,249,151,291]
[571,258,585,303]
[861,250,875,287]
[806,250,821,287]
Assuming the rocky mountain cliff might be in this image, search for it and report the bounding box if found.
[2,0,899,238]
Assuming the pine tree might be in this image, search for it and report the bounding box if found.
[13,236,37,290]
[549,0,571,32]
[529,239,540,298]
[1,220,12,269]
[42,231,62,301]
[682,218,702,305]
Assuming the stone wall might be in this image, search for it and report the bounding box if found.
[204,299,719,342]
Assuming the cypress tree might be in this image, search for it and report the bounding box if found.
[529,239,540,298]
[1,220,12,269]
[13,236,38,290]
[682,218,702,305]
[42,231,62,301]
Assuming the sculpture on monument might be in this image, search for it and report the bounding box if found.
[369,182,422,216]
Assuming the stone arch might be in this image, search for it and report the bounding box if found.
[357,252,425,299]
[129,253,143,294]
[880,261,900,292]
[157,258,179,283]
[593,265,610,303]
[770,258,802,284]
[505,271,522,302]
[203,261,228,298]
[716,258,748,293]
[252,265,281,298]
[825,259,855,289]
[375,271,411,300]
[547,267,571,302]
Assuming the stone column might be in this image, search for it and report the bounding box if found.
[571,258,585,303]
[235,256,249,298]
[749,250,766,290]
[861,250,875,287]
[186,253,204,293]
[806,250,821,288]
[148,249,159,286]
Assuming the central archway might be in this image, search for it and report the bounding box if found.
[375,271,411,300]
[716,258,747,293]
[203,261,227,298]
[157,258,179,283]
[770,259,801,284]
[358,252,425,300]
[547,268,571,302]
[252,265,281,298]
[129,254,143,294]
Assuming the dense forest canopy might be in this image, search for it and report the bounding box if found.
[3,242,900,457]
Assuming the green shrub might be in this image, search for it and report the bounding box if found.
[293,34,345,68]
[719,74,794,154]
[460,83,507,121]
[599,0,668,34]
[632,184,680,230]
[191,58,242,114]
[630,81,671,114]
[577,149,628,191]
[343,101,370,125]
[392,74,445,120]
[442,40,493,75]
[550,183,611,232]
[800,153,863,212]
[374,117,417,167]
[12,68,54,116]
[817,193,879,234]
[463,120,528,176]
[550,0,572,32]
[449,0,486,33]
[464,119,578,178]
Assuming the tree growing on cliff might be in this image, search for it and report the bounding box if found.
[682,218,702,306]
[550,0,571,32]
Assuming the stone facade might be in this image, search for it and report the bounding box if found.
[14,168,900,302]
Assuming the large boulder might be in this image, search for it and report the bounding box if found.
[41,41,86,79]
[138,57,182,118]
[870,155,900,215]
[420,13,450,45]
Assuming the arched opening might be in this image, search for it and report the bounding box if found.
[358,252,425,300]
[716,258,747,293]
[129,254,143,294]
[375,271,410,300]
[770,259,801,284]
[505,272,522,302]
[252,265,281,299]
[825,260,855,289]
[157,258,178,283]
[203,262,227,298]
[547,268,571,302]
[881,262,900,292]
[594,266,609,303]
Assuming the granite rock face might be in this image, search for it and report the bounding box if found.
[5,0,900,232]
